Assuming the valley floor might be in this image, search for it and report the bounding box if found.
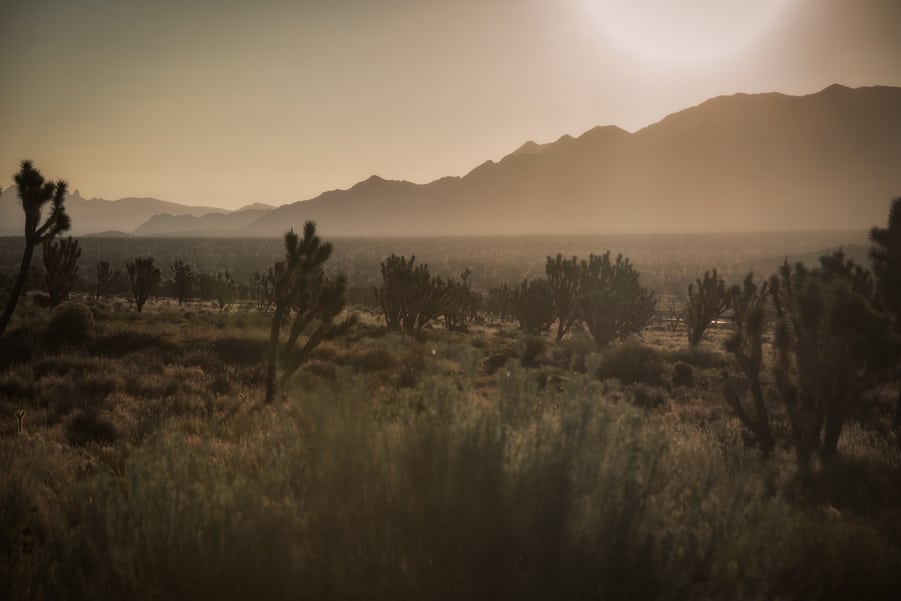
[2,296,901,600]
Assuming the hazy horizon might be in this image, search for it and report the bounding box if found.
[2,0,901,211]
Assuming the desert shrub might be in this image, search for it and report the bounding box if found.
[210,337,267,366]
[672,361,695,388]
[0,366,36,400]
[66,410,119,446]
[207,372,232,396]
[629,383,667,410]
[44,302,94,349]
[664,346,728,369]
[483,343,518,374]
[516,334,547,367]
[89,331,175,356]
[345,348,394,372]
[0,326,40,366]
[397,346,428,388]
[595,342,666,386]
[305,359,338,380]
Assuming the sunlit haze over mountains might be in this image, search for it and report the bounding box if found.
[2,0,900,214]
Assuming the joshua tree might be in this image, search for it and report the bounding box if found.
[38,236,81,308]
[249,270,275,313]
[870,198,901,324]
[685,268,731,346]
[512,278,555,335]
[374,254,449,334]
[213,271,238,311]
[486,284,515,322]
[770,254,897,468]
[442,269,477,332]
[545,254,583,341]
[170,259,195,305]
[0,160,71,338]
[722,273,774,455]
[127,257,161,312]
[266,222,353,402]
[95,261,117,298]
[869,197,901,429]
[578,252,656,348]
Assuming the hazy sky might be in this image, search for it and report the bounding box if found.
[2,0,900,210]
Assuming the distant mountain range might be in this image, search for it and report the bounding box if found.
[2,84,899,237]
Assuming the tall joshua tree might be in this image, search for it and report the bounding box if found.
[127,257,161,312]
[0,160,71,337]
[266,222,353,402]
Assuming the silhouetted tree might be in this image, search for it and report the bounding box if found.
[266,222,353,402]
[869,197,901,429]
[38,236,81,308]
[723,273,774,455]
[770,253,898,469]
[442,269,477,332]
[127,257,161,313]
[249,270,275,313]
[685,268,730,346]
[95,261,117,298]
[578,252,656,348]
[545,254,583,341]
[170,259,195,305]
[0,160,71,337]
[870,198,901,324]
[213,271,238,311]
[486,284,515,321]
[512,278,555,335]
[374,254,449,334]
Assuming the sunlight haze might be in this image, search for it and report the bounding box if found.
[1,0,900,210]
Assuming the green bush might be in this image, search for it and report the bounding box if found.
[44,302,94,349]
[596,342,666,386]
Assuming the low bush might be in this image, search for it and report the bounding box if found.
[672,361,695,388]
[664,346,727,369]
[596,342,666,386]
[66,410,119,446]
[44,302,94,350]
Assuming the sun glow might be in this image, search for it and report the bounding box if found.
[585,0,789,65]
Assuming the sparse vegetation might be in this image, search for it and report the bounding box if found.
[1,199,900,601]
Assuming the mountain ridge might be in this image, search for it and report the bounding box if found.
[2,84,899,237]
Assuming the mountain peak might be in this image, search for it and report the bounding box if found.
[512,140,543,156]
[820,83,852,94]
[235,202,275,212]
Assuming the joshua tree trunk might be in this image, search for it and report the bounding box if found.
[265,304,286,403]
[0,242,35,338]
